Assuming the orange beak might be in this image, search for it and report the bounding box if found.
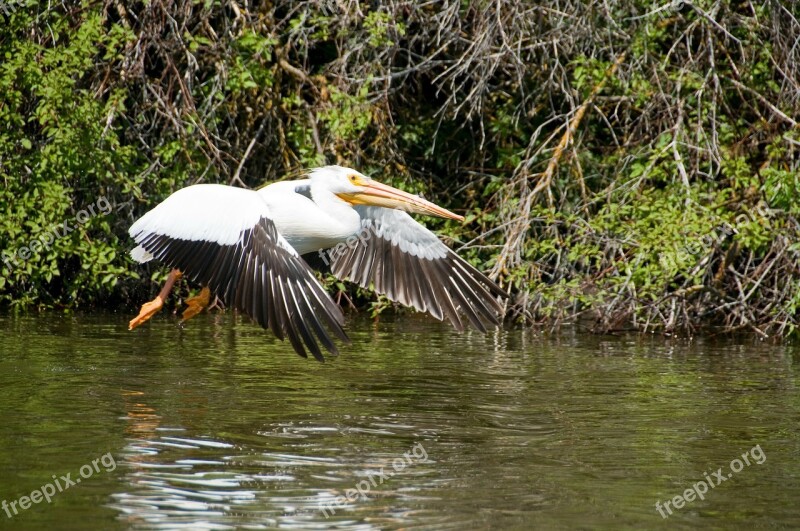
[338,180,464,221]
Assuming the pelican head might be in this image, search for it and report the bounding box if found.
[310,165,464,221]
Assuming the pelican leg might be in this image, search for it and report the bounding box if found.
[181,286,211,323]
[129,269,183,330]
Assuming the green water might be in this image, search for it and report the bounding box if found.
[0,313,799,529]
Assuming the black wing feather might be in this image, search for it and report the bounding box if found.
[132,216,348,360]
[327,207,507,331]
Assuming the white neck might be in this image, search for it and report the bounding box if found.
[262,181,362,255]
[310,184,361,235]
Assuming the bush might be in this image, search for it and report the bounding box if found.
[1,0,799,336]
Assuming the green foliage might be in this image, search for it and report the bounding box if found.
[363,11,405,48]
[1,0,799,337]
[319,85,372,142]
[0,6,139,308]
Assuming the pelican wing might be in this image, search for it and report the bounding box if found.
[129,184,348,361]
[327,206,507,332]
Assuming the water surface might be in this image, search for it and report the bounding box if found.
[0,313,798,529]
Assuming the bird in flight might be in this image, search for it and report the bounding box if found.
[128,166,508,360]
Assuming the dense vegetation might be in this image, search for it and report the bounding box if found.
[1,0,799,337]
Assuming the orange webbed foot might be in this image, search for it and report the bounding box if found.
[129,297,164,330]
[181,286,211,323]
[128,269,182,330]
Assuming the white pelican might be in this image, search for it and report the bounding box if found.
[128,165,507,360]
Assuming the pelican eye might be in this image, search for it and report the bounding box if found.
[349,175,358,183]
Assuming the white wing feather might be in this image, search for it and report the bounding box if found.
[356,207,447,260]
[129,184,267,247]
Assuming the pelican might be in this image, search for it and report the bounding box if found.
[128,166,507,360]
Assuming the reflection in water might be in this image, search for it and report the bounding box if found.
[0,313,799,529]
[121,390,162,438]
[112,421,436,529]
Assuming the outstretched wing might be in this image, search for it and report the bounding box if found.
[326,206,507,332]
[129,184,349,361]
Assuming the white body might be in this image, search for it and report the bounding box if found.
[258,179,361,254]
